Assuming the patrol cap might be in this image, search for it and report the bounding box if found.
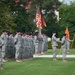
[2,30,7,32]
[63,34,66,36]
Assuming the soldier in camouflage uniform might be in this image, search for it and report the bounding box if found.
[34,32,39,55]
[22,34,27,59]
[42,34,48,53]
[44,35,48,52]
[61,34,67,62]
[38,33,43,55]
[6,33,15,60]
[30,35,35,56]
[1,30,8,62]
[51,32,60,61]
[28,34,34,59]
[23,34,29,59]
[14,31,23,62]
[25,34,30,59]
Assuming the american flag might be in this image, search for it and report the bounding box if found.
[41,17,46,27]
[36,7,46,29]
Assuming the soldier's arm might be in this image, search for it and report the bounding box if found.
[69,39,73,42]
[14,35,18,44]
[61,38,65,45]
[53,36,60,43]
[1,35,4,40]
[0,38,4,47]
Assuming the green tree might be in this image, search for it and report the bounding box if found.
[12,0,36,32]
[14,10,36,32]
[59,3,75,39]
[0,0,36,33]
[0,2,16,33]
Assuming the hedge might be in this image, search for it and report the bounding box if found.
[48,39,75,49]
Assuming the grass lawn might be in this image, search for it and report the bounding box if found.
[46,49,75,55]
[0,58,75,75]
[0,49,75,75]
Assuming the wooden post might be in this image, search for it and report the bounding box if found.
[38,27,41,34]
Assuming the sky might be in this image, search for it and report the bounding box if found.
[59,0,75,4]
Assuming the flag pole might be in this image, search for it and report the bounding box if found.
[38,27,41,34]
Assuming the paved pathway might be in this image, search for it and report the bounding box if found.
[34,55,75,58]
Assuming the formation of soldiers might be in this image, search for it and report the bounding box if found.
[0,30,73,70]
[0,30,48,69]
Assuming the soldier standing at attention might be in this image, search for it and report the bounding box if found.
[14,31,22,62]
[38,33,43,55]
[44,35,48,53]
[6,33,15,60]
[1,30,8,62]
[61,34,67,62]
[51,32,60,61]
[34,32,39,55]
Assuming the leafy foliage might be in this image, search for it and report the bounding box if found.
[0,0,36,33]
[59,3,75,39]
[0,2,16,33]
